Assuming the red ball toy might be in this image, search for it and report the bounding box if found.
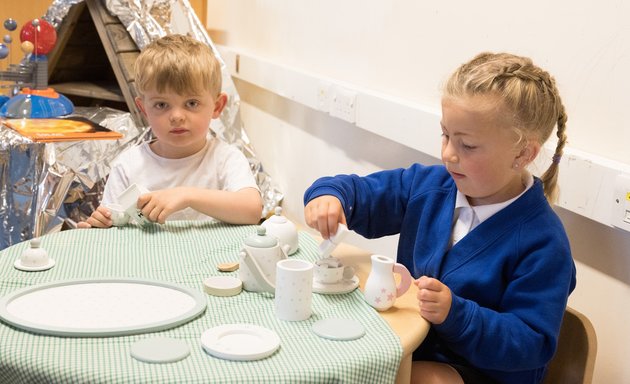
[19,18,56,55]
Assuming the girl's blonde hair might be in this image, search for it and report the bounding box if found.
[444,52,568,203]
[134,34,222,97]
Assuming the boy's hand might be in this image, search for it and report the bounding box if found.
[77,205,113,228]
[414,276,452,324]
[137,187,189,224]
[304,195,347,239]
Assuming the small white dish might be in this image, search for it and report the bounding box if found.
[314,258,355,284]
[203,276,242,297]
[14,258,55,272]
[312,318,366,341]
[130,337,190,363]
[312,275,359,295]
[201,324,280,361]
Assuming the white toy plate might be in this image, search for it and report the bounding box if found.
[201,324,280,361]
[0,278,206,337]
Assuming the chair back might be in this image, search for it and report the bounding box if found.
[542,306,597,384]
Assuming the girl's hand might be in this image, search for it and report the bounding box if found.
[77,205,113,228]
[414,276,453,324]
[304,195,347,239]
[137,187,189,224]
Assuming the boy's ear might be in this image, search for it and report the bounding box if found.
[135,96,148,117]
[212,93,228,118]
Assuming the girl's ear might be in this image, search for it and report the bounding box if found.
[212,93,228,118]
[135,96,147,117]
[517,140,542,165]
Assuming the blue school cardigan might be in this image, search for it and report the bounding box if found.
[304,164,576,384]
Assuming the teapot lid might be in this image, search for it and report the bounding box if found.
[30,238,41,248]
[266,207,288,224]
[243,226,278,248]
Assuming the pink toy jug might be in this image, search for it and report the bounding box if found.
[364,254,412,311]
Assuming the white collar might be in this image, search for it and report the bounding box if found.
[455,173,535,226]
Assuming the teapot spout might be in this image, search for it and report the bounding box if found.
[240,250,276,294]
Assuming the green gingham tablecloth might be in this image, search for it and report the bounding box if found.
[0,221,402,383]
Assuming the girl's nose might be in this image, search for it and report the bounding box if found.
[441,141,458,164]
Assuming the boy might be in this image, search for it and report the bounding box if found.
[79,34,262,228]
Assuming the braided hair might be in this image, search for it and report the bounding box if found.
[444,52,568,203]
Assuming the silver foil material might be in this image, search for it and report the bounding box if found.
[1,0,281,249]
[44,0,84,29]
[1,107,145,248]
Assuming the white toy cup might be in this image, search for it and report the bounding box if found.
[106,203,129,226]
[274,259,313,321]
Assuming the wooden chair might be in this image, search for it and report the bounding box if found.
[542,306,597,384]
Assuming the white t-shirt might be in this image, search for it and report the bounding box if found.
[102,134,259,221]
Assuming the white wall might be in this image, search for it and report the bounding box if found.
[209,0,630,164]
[206,1,630,383]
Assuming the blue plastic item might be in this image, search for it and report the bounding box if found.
[0,92,74,118]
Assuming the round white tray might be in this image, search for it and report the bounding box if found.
[0,278,207,337]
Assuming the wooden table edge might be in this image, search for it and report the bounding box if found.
[330,241,430,384]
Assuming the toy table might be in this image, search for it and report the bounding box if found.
[0,222,417,383]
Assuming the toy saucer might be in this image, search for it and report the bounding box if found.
[312,275,359,295]
[130,337,190,363]
[312,317,365,341]
[14,258,55,272]
[201,323,280,361]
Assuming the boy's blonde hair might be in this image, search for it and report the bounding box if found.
[134,34,222,97]
[444,52,568,203]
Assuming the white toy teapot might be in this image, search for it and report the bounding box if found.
[239,226,291,293]
[261,207,299,255]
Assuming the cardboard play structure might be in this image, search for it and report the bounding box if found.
[46,0,146,127]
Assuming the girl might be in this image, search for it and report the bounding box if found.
[303,52,576,384]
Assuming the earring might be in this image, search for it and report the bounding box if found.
[513,163,520,169]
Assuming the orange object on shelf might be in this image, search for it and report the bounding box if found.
[2,116,123,142]
[20,88,62,99]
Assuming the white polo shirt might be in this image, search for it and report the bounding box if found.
[450,174,535,247]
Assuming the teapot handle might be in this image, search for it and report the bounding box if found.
[240,250,276,294]
[280,244,290,259]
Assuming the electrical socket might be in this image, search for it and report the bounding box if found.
[316,82,331,113]
[329,86,357,123]
[612,173,630,232]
